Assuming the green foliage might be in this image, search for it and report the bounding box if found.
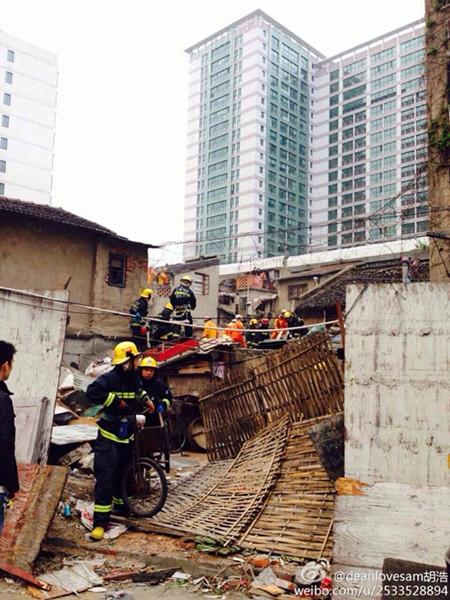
[429,117,450,154]
[436,122,450,151]
[427,46,438,56]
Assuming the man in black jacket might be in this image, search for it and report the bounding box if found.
[138,356,173,426]
[0,341,19,533]
[152,302,180,343]
[86,341,154,541]
[129,288,153,350]
[169,275,197,337]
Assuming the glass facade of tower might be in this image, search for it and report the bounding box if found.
[265,30,310,257]
[183,11,322,264]
[184,13,427,263]
[193,33,242,261]
[311,24,427,250]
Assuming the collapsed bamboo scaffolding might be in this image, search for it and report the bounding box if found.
[239,416,336,561]
[151,417,289,545]
[201,333,344,460]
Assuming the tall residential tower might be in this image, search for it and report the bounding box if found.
[0,30,58,204]
[183,11,323,263]
[183,10,427,263]
[311,20,426,251]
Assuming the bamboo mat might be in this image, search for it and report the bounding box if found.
[201,333,344,460]
[151,417,289,544]
[239,416,335,561]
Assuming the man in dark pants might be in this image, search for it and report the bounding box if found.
[152,302,180,343]
[0,341,19,533]
[86,341,154,541]
[129,288,153,351]
[170,275,197,337]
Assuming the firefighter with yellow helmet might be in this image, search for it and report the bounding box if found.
[129,288,153,350]
[86,341,154,541]
[169,275,197,337]
[138,356,173,425]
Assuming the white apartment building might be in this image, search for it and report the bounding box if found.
[0,30,58,204]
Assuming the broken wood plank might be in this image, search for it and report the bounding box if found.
[0,561,51,590]
[200,334,344,460]
[0,464,68,573]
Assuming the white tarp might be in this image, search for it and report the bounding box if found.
[51,424,98,446]
[0,288,68,463]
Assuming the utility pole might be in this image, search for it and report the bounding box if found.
[425,0,450,280]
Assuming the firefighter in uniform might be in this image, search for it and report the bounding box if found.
[138,356,173,426]
[86,341,154,541]
[246,318,263,347]
[129,288,153,350]
[152,302,180,343]
[169,275,197,338]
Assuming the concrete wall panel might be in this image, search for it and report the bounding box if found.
[345,282,450,486]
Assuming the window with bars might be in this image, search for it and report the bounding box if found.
[193,272,210,296]
[288,284,307,299]
[108,253,126,288]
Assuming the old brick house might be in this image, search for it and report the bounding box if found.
[0,197,155,365]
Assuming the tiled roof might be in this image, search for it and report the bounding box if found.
[165,256,220,274]
[296,255,429,310]
[0,196,155,246]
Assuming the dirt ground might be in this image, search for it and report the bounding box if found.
[0,452,249,599]
[0,580,248,599]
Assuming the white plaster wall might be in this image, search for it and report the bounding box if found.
[0,288,68,464]
[344,282,450,486]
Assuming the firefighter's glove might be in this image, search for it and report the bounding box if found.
[157,398,171,413]
[135,414,146,430]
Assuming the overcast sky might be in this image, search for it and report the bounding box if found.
[1,0,425,259]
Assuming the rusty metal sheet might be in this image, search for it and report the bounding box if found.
[0,288,68,464]
[0,463,68,573]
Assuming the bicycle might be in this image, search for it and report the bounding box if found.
[120,412,168,518]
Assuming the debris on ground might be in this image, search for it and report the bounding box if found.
[57,442,93,469]
[76,500,128,540]
[246,556,332,597]
[195,536,241,556]
[85,356,113,378]
[51,423,99,447]
[0,464,67,586]
[39,562,103,595]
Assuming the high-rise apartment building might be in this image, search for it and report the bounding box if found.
[0,30,58,204]
[184,11,323,263]
[310,20,426,251]
[183,10,426,263]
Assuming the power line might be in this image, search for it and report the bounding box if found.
[0,285,337,335]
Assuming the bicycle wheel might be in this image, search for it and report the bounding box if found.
[166,412,187,454]
[121,458,168,518]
